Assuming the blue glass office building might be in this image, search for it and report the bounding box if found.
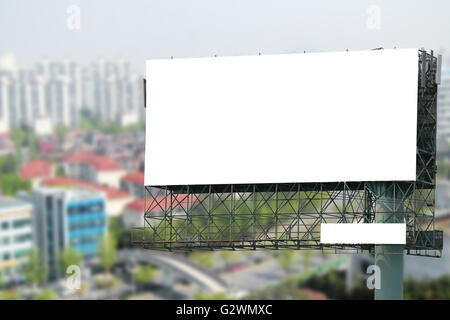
[30,188,107,279]
[67,195,106,258]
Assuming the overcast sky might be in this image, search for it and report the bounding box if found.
[1,0,450,72]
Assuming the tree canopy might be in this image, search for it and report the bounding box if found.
[98,234,117,273]
[21,248,48,287]
[58,246,83,277]
[33,288,58,300]
[0,173,31,196]
[133,264,156,284]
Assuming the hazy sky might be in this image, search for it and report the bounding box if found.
[1,0,450,72]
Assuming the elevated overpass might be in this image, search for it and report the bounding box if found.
[118,249,227,293]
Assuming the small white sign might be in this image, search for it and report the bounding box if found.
[320,223,406,244]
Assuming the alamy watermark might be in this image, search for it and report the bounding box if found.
[65,264,82,291]
[366,265,381,290]
[366,5,381,30]
[66,5,81,30]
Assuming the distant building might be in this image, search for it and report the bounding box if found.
[87,58,143,123]
[437,68,450,156]
[0,61,80,130]
[120,111,139,127]
[34,116,53,136]
[122,195,191,228]
[0,196,33,282]
[20,160,53,188]
[40,176,132,217]
[122,198,145,228]
[38,140,57,154]
[120,171,144,198]
[0,132,15,156]
[0,74,13,131]
[26,187,107,279]
[436,179,450,211]
[64,153,125,188]
[0,55,143,131]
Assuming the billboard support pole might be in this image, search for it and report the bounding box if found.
[374,243,403,300]
[369,182,404,300]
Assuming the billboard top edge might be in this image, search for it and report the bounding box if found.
[144,47,421,186]
[145,47,420,63]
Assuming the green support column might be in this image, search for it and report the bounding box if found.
[374,244,403,299]
[368,183,404,300]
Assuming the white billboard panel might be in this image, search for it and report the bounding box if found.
[145,49,418,186]
[320,223,406,244]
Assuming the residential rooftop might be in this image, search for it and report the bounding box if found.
[30,186,104,202]
[0,195,32,214]
[41,176,131,200]
[64,153,122,171]
[20,160,52,179]
[121,171,144,185]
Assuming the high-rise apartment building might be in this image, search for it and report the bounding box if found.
[87,58,142,123]
[0,54,143,131]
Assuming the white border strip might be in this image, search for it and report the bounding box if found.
[320,223,406,244]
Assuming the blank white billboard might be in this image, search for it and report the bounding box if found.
[320,223,406,244]
[145,49,418,186]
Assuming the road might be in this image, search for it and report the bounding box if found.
[223,253,336,292]
[404,237,450,279]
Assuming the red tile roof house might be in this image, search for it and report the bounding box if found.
[120,171,145,199]
[20,160,54,188]
[63,153,126,188]
[122,198,146,228]
[122,195,195,228]
[40,176,133,217]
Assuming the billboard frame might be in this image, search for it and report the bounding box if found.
[135,49,442,257]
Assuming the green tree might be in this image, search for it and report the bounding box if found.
[10,126,38,160]
[277,250,296,272]
[54,164,65,177]
[108,216,130,249]
[94,275,122,290]
[1,289,21,300]
[134,264,156,285]
[0,154,18,174]
[55,124,69,142]
[188,252,215,269]
[58,246,82,277]
[79,108,145,135]
[123,121,146,133]
[220,251,237,262]
[21,248,48,287]
[404,275,450,300]
[301,250,312,271]
[79,109,99,132]
[0,174,31,196]
[33,288,58,300]
[98,234,117,274]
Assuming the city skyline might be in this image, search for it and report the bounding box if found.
[0,54,144,132]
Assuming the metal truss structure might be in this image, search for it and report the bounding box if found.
[134,49,442,257]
